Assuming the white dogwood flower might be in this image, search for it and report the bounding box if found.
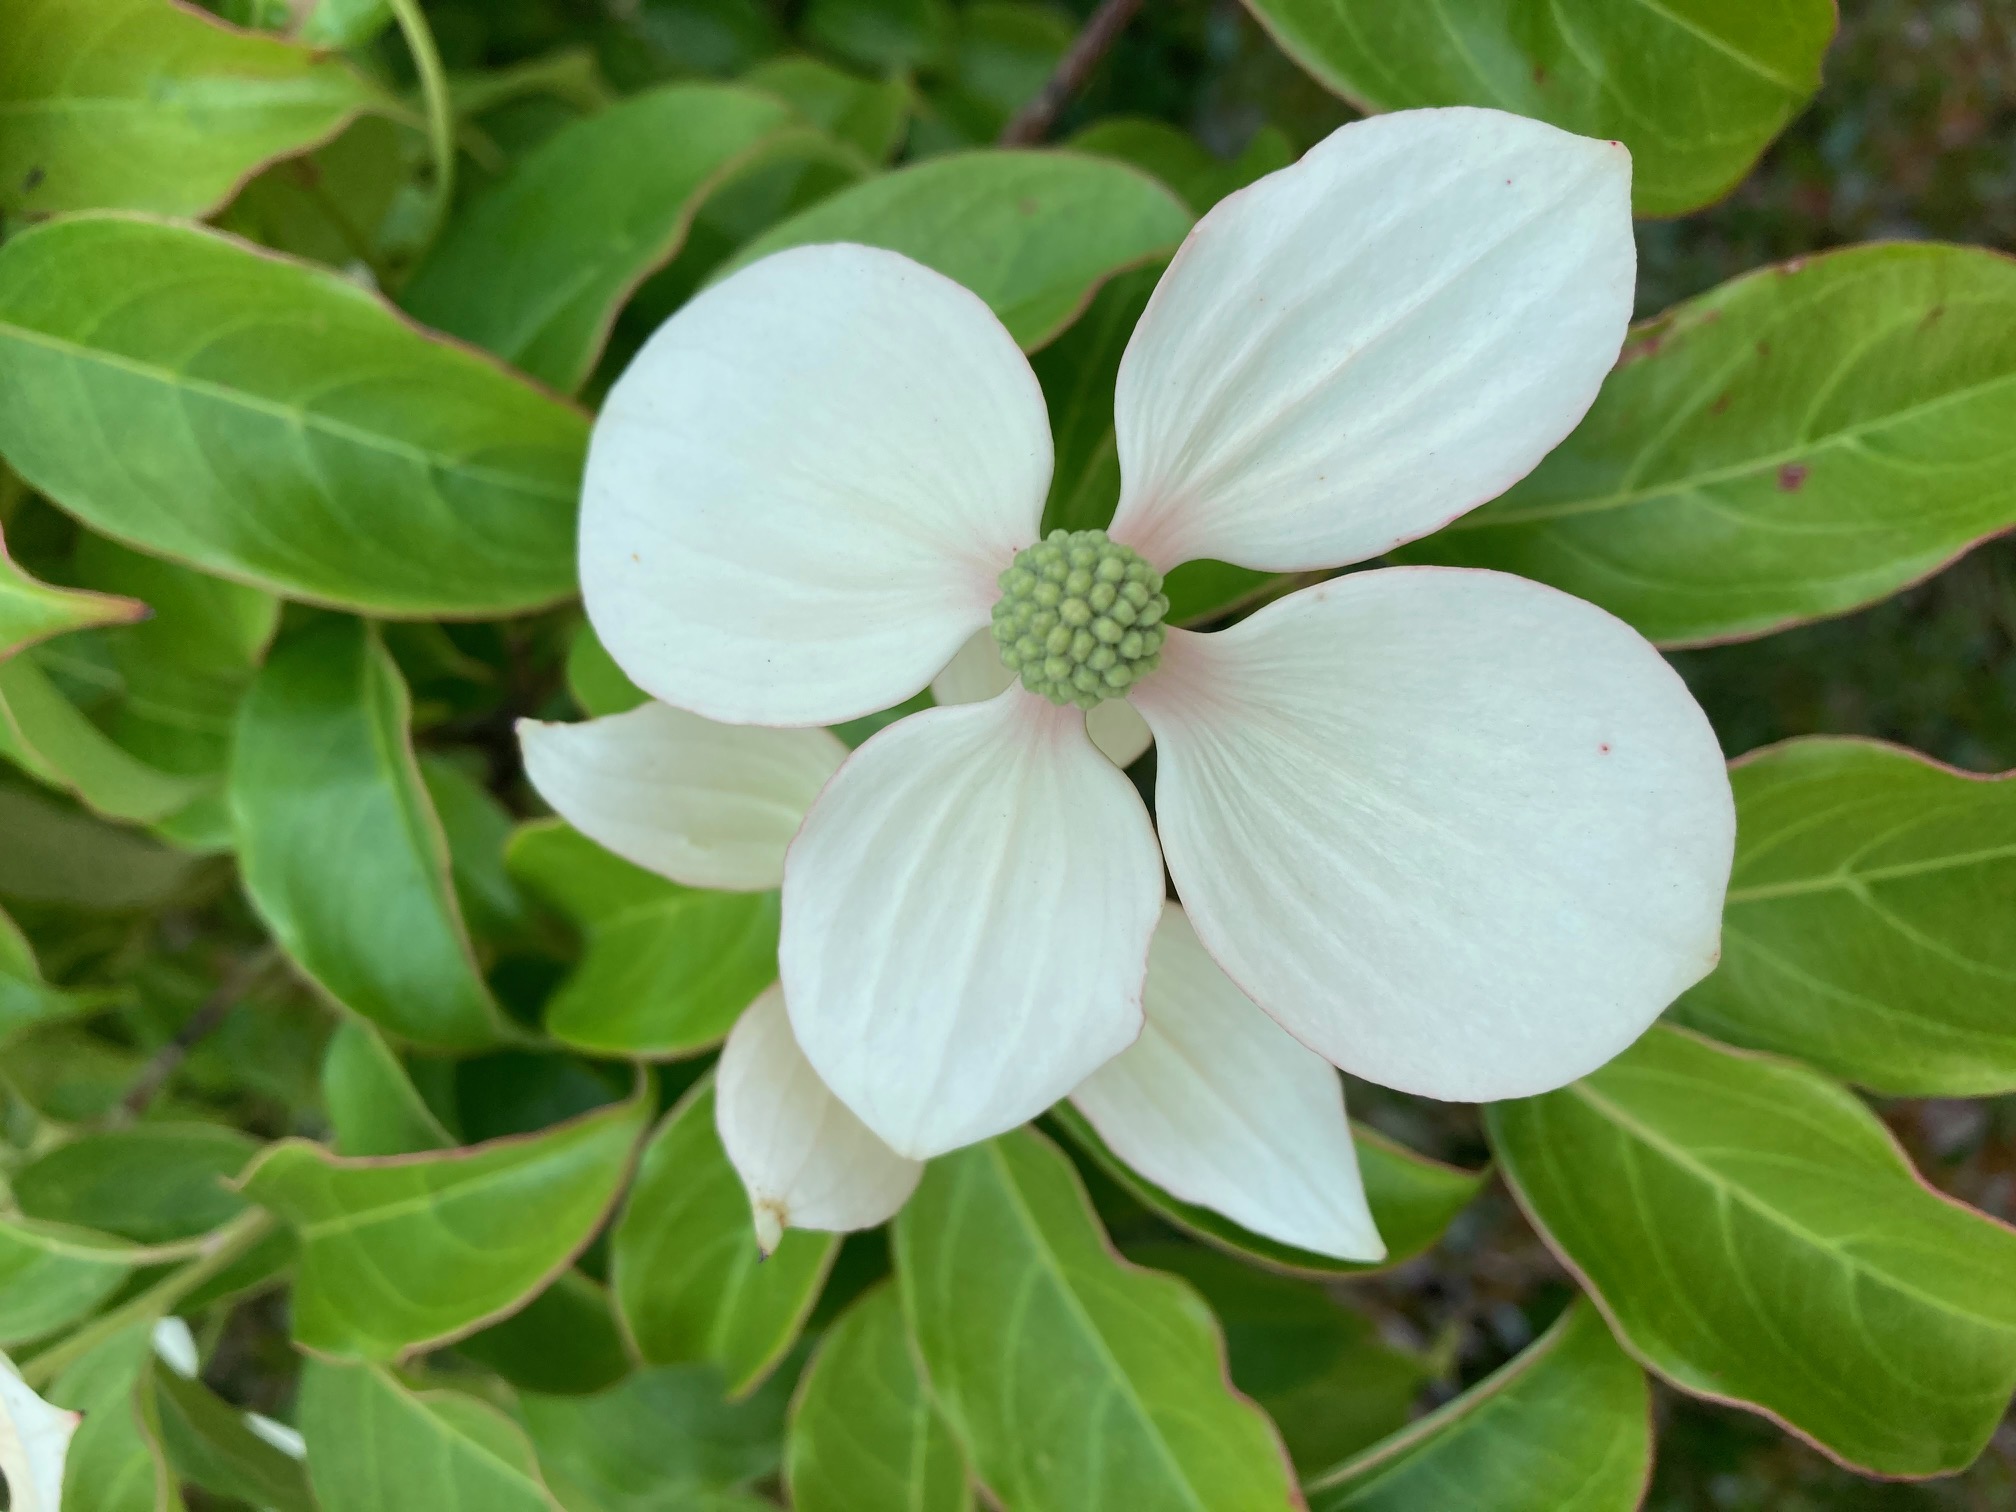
[520,707,1383,1260]
[563,104,1736,1162]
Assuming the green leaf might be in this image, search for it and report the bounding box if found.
[724,151,1193,350]
[894,1127,1299,1512]
[42,534,280,849]
[0,214,587,618]
[1053,1104,1485,1277]
[232,618,512,1051]
[0,900,100,1045]
[0,1216,155,1347]
[12,1125,256,1245]
[154,1367,314,1512]
[0,524,142,661]
[742,56,910,163]
[1128,1243,1423,1478]
[297,0,393,48]
[422,755,535,944]
[321,1020,457,1158]
[300,1357,564,1512]
[404,84,856,393]
[1486,1024,2016,1477]
[241,1092,648,1360]
[1674,737,2016,1095]
[508,820,779,1059]
[1241,0,1833,216]
[1405,244,2016,646]
[0,775,205,910]
[0,0,383,218]
[786,1284,970,1512]
[801,0,952,73]
[612,1079,835,1395]
[49,1321,179,1512]
[0,655,211,825]
[522,1362,793,1512]
[926,1,1072,143]
[455,1271,632,1398]
[1068,117,1294,215]
[566,621,648,718]
[1304,1301,1649,1512]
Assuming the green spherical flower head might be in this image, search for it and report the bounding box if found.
[990,528,1170,709]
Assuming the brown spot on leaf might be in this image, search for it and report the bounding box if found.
[1599,742,1611,754]
[1756,339,1771,359]
[1533,65,1548,85]
[1777,463,1808,492]
[22,166,44,192]
[1709,392,1731,416]
[1921,304,1946,328]
[1017,196,1040,216]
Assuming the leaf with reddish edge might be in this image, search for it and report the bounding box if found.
[0,0,386,219]
[894,1126,1302,1512]
[1405,243,2016,647]
[1304,1301,1649,1511]
[238,1087,649,1362]
[0,525,143,663]
[0,214,587,619]
[1486,1023,2016,1479]
[1673,736,2016,1096]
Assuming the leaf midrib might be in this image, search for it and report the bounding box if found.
[0,320,576,502]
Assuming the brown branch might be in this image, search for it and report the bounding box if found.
[116,946,282,1122]
[998,0,1145,146]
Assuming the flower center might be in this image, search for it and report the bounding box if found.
[990,529,1169,708]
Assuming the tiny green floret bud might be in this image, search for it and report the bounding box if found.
[991,529,1169,708]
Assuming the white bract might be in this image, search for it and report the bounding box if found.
[544,107,1736,1178]
[0,1352,78,1512]
[523,710,1385,1260]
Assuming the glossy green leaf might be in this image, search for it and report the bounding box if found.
[42,534,280,849]
[49,1321,177,1512]
[725,151,1193,350]
[787,1284,969,1512]
[154,1367,314,1512]
[743,56,910,163]
[1304,1302,1649,1512]
[1053,1104,1486,1277]
[300,1356,563,1512]
[240,1093,648,1360]
[0,1217,156,1347]
[508,820,779,1059]
[12,1124,256,1244]
[232,618,511,1051]
[1130,1243,1422,1477]
[1241,0,1833,216]
[0,655,210,825]
[455,1271,631,1398]
[321,1020,456,1158]
[1487,1024,2016,1477]
[1675,737,2016,1095]
[0,0,383,218]
[405,84,855,393]
[895,1127,1299,1512]
[612,1080,835,1395]
[0,215,587,617]
[0,526,141,661]
[1407,244,2016,646]
[522,1362,793,1512]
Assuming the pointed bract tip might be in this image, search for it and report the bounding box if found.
[752,1200,787,1259]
